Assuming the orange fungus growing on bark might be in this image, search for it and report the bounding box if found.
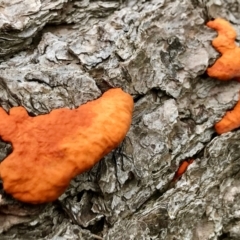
[215,94,240,134]
[206,18,240,81]
[205,19,240,134]
[172,159,194,182]
[0,88,134,204]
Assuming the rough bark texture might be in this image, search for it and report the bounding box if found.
[0,0,240,239]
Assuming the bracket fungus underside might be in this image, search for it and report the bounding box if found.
[0,88,134,204]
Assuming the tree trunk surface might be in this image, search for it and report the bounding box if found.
[0,0,240,239]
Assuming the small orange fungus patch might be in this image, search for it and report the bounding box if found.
[0,88,134,204]
[172,159,194,182]
[206,18,240,81]
[215,93,240,134]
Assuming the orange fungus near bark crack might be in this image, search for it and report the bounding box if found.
[0,88,134,204]
[206,18,240,81]
[172,159,194,182]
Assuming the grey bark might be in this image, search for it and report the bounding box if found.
[0,0,240,239]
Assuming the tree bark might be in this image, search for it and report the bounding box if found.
[0,0,240,239]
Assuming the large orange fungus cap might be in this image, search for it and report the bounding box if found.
[0,88,134,204]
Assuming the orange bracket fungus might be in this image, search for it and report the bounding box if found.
[0,88,133,204]
[215,94,240,134]
[206,18,240,81]
[172,159,194,182]
[206,18,240,134]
